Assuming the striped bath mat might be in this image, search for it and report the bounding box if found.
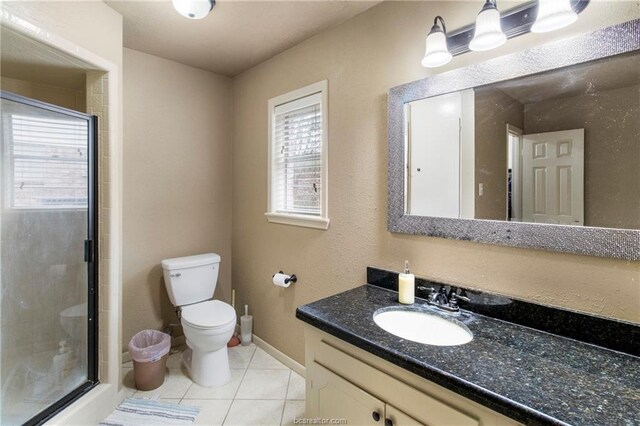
[100,398,200,425]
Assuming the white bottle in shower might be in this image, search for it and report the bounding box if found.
[241,305,253,346]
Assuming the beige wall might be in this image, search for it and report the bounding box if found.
[0,77,86,111]
[474,87,523,220]
[232,1,640,364]
[122,48,233,350]
[525,85,640,229]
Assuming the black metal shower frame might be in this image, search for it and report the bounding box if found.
[0,90,99,426]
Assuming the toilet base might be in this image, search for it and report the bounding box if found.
[183,344,231,388]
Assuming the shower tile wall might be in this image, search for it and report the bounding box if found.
[86,70,114,383]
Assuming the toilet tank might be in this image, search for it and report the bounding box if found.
[161,253,221,306]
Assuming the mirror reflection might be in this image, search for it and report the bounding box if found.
[405,51,639,229]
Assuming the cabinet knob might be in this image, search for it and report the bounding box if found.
[372,411,381,422]
[385,419,393,426]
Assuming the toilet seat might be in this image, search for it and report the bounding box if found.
[181,300,236,330]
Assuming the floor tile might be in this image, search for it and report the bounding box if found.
[128,395,181,404]
[236,369,290,400]
[286,372,305,400]
[281,400,305,426]
[182,399,233,425]
[248,348,289,370]
[228,345,256,369]
[166,350,186,369]
[121,367,137,397]
[183,369,245,399]
[223,399,284,425]
[134,368,193,399]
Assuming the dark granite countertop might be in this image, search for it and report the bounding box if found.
[296,285,640,426]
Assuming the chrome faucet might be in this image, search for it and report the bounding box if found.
[417,286,470,312]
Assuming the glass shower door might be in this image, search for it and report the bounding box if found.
[0,92,98,425]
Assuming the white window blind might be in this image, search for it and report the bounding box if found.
[4,113,88,209]
[272,92,323,216]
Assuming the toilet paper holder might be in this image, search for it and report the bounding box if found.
[273,271,297,284]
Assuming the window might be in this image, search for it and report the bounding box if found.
[2,111,89,210]
[266,81,329,229]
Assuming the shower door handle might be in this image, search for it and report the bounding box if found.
[84,239,95,263]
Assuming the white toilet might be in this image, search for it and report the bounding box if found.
[162,253,236,387]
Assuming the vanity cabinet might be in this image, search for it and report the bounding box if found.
[311,361,419,425]
[304,326,520,426]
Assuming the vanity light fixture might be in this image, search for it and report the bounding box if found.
[531,0,579,33]
[421,16,453,68]
[171,0,215,20]
[469,0,507,52]
[422,0,590,68]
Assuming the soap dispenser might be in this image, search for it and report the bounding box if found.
[398,260,415,304]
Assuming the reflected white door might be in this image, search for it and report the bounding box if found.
[408,92,461,218]
[522,129,584,225]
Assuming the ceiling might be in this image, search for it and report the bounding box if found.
[106,0,380,77]
[494,51,640,104]
[1,26,89,89]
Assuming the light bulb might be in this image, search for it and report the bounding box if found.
[421,17,452,68]
[531,0,578,33]
[469,1,506,52]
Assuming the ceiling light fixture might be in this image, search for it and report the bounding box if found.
[172,0,215,20]
[421,16,453,68]
[469,0,507,52]
[531,0,578,33]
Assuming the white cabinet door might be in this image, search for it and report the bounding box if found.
[522,129,584,225]
[308,362,385,425]
[385,404,423,426]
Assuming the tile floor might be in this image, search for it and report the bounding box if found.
[122,344,305,425]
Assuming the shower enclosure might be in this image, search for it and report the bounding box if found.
[0,91,98,425]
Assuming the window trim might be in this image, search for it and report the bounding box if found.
[266,80,329,230]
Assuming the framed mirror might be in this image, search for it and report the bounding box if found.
[388,20,639,260]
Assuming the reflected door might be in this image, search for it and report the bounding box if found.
[0,92,98,425]
[522,129,584,225]
[407,92,461,218]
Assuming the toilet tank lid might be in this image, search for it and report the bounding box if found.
[162,253,221,270]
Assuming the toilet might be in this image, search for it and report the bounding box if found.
[161,253,236,387]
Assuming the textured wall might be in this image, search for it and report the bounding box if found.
[122,48,233,350]
[474,87,524,220]
[0,77,85,111]
[232,1,640,364]
[525,85,640,229]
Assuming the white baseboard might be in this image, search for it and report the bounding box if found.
[252,334,305,378]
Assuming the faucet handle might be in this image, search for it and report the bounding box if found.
[449,292,470,308]
[417,286,435,294]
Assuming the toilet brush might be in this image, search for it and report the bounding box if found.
[227,289,241,347]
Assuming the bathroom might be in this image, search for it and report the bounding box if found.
[0,0,638,425]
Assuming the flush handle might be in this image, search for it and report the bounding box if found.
[170,273,182,278]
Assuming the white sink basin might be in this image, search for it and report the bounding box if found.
[373,309,473,346]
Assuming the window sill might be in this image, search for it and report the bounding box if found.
[265,212,330,230]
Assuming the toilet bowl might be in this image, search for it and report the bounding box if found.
[161,253,236,388]
[60,303,87,341]
[181,300,236,387]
